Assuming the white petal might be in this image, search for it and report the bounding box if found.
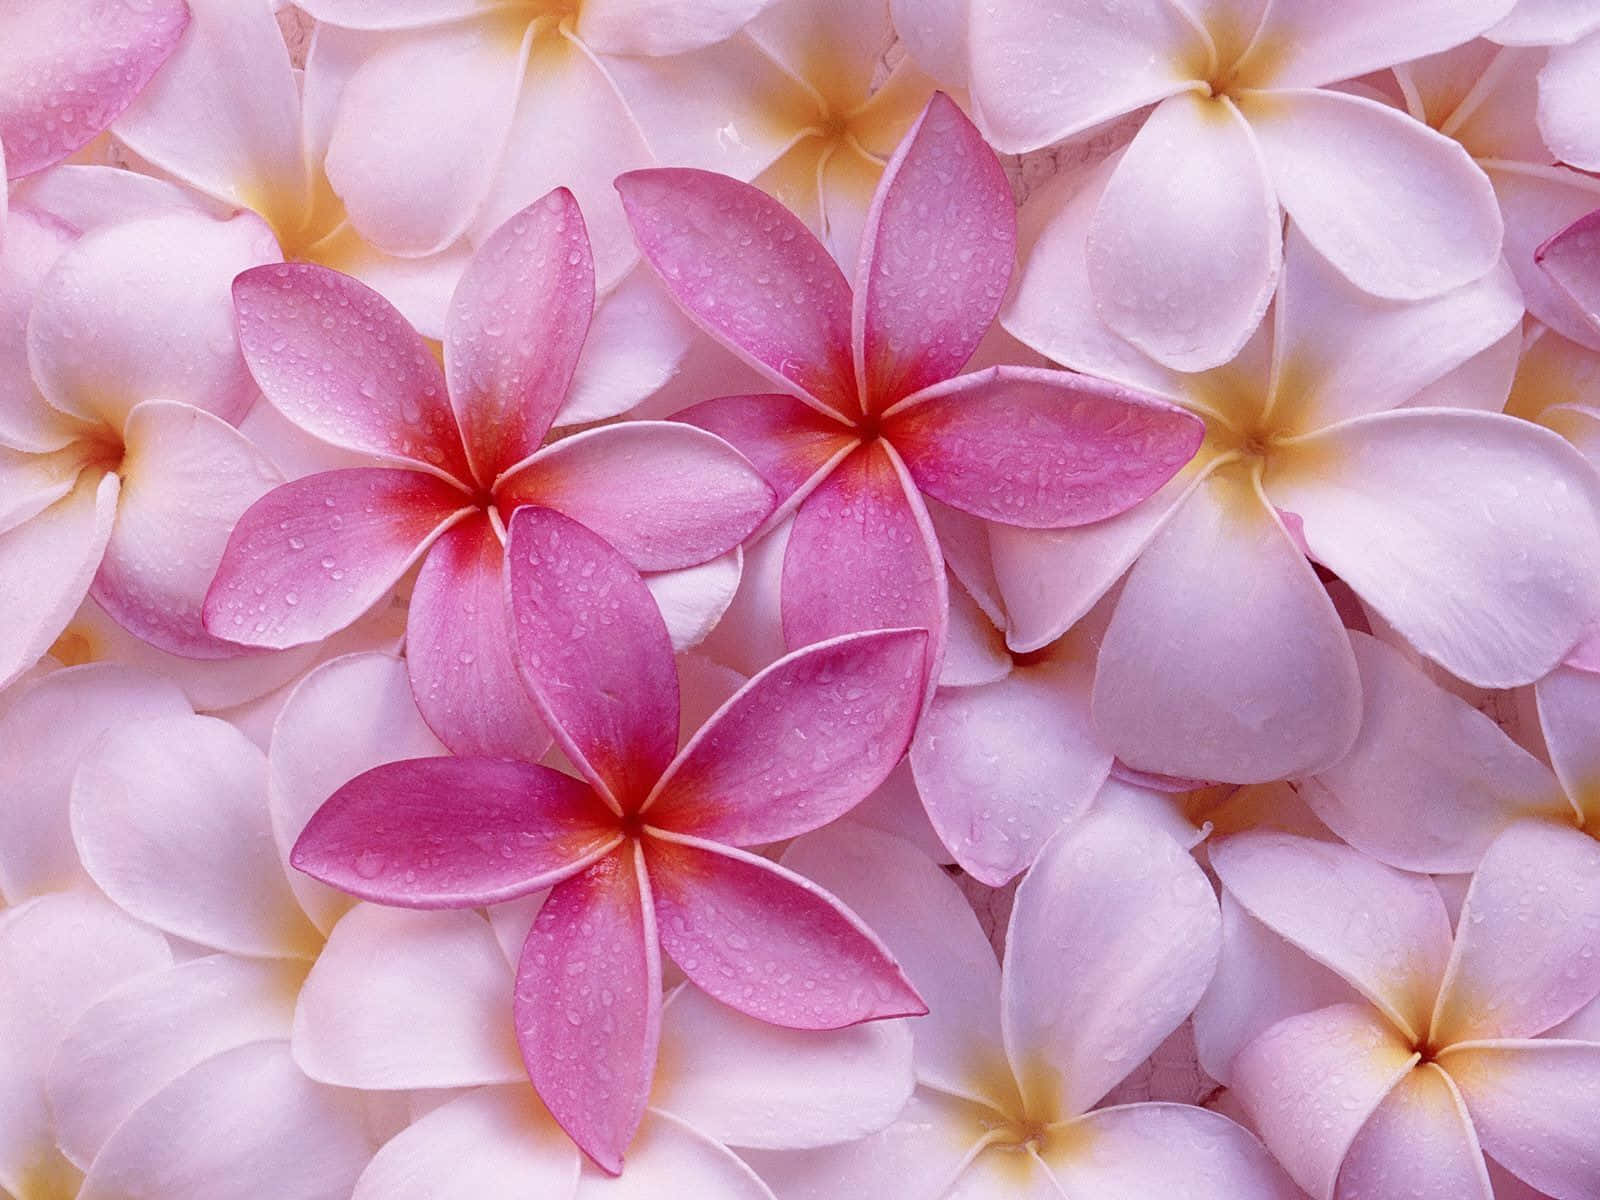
[559,269,698,427]
[645,549,742,653]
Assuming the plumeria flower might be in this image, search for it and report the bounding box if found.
[750,815,1296,1199]
[997,181,1600,783]
[619,93,1203,675]
[0,200,290,690]
[609,0,942,265]
[1538,24,1600,174]
[1489,0,1600,44]
[0,0,189,242]
[289,506,929,1172]
[204,190,775,759]
[970,0,1512,370]
[1198,823,1600,1200]
[1539,207,1600,342]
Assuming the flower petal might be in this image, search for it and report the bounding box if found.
[967,0,1206,153]
[0,0,189,177]
[644,628,927,844]
[506,505,679,811]
[291,756,617,908]
[645,551,742,653]
[0,663,188,904]
[885,365,1203,527]
[204,467,471,649]
[1494,163,1600,350]
[405,512,553,759]
[781,441,946,659]
[72,714,320,958]
[1303,633,1570,875]
[1041,1103,1299,1200]
[573,1109,777,1199]
[652,981,915,1149]
[616,168,858,418]
[1210,832,1454,1043]
[1537,663,1600,824]
[1492,0,1600,44]
[781,823,1007,1106]
[28,210,277,429]
[351,1086,580,1200]
[1003,809,1220,1121]
[1233,1003,1419,1200]
[95,401,284,658]
[1540,34,1600,170]
[232,263,471,477]
[855,93,1014,409]
[911,650,1112,886]
[1241,88,1502,301]
[446,189,594,482]
[1091,470,1362,782]
[1087,92,1279,371]
[514,844,661,1175]
[48,955,299,1170]
[1247,0,1517,87]
[1443,1039,1600,1199]
[77,1040,376,1200]
[1336,1064,1495,1200]
[1537,207,1600,338]
[1267,408,1600,687]
[298,0,516,28]
[577,0,776,55]
[294,905,526,1088]
[500,421,775,571]
[559,268,699,427]
[1431,819,1600,1044]
[0,208,78,454]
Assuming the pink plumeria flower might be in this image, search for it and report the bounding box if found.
[0,201,288,690]
[752,816,1297,1198]
[618,93,1203,674]
[998,186,1600,784]
[204,190,775,759]
[0,0,189,243]
[290,506,929,1173]
[1538,23,1600,173]
[970,0,1512,370]
[1539,207,1600,341]
[1489,0,1600,44]
[1199,823,1600,1200]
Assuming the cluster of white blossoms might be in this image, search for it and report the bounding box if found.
[3,1,1600,1198]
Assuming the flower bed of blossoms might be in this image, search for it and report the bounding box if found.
[4,1,1600,1198]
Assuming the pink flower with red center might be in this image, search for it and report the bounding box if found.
[615,93,1205,674]
[204,188,775,759]
[289,506,930,1173]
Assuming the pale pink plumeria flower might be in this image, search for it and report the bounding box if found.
[290,506,929,1173]
[1536,20,1600,173]
[1539,207,1600,347]
[0,200,293,691]
[203,190,775,760]
[997,178,1600,784]
[970,0,1513,371]
[618,93,1204,677]
[749,816,1297,1199]
[1197,824,1600,1200]
[0,0,189,244]
[1489,0,1600,44]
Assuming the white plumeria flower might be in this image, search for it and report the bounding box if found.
[748,816,1297,1199]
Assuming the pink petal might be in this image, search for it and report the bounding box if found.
[884,365,1203,527]
[406,512,553,760]
[577,0,777,55]
[93,401,283,659]
[1495,165,1600,352]
[1302,633,1570,875]
[911,651,1112,885]
[505,506,678,811]
[1091,472,1362,783]
[1002,809,1221,1121]
[781,440,946,657]
[28,210,277,430]
[1443,1039,1600,1199]
[232,263,472,478]
[572,1110,778,1200]
[854,93,1015,410]
[1336,1063,1493,1200]
[1232,1003,1419,1200]
[643,833,924,1030]
[643,628,927,843]
[1086,92,1281,372]
[291,756,617,907]
[498,421,775,572]
[616,168,858,418]
[514,844,661,1175]
[204,467,471,649]
[446,189,594,483]
[1210,832,1454,1045]
[1268,408,1600,688]
[674,393,858,517]
[1537,208,1600,337]
[1431,820,1600,1045]
[1541,35,1600,171]
[1537,664,1600,825]
[0,0,190,178]
[0,208,78,455]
